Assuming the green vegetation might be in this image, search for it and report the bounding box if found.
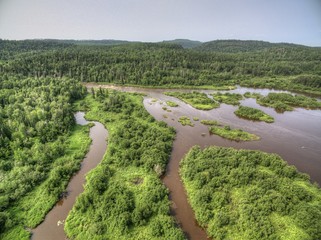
[244,92,263,99]
[1,39,321,95]
[200,120,221,126]
[193,117,199,121]
[234,106,274,123]
[209,125,259,141]
[178,116,194,127]
[241,76,321,96]
[0,75,89,239]
[195,39,312,53]
[212,92,243,105]
[166,101,179,107]
[162,106,171,112]
[180,146,321,240]
[161,39,202,49]
[65,91,184,239]
[257,92,321,113]
[165,92,219,110]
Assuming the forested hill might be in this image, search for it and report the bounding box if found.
[59,39,136,46]
[195,39,319,53]
[1,39,321,94]
[161,39,203,48]
[0,39,73,60]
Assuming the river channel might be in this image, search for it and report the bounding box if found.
[87,83,321,240]
[31,112,108,240]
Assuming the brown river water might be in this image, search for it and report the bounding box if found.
[31,112,108,240]
[33,84,321,240]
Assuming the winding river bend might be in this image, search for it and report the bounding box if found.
[31,112,108,240]
[87,83,321,240]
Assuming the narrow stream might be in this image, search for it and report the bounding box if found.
[31,112,108,240]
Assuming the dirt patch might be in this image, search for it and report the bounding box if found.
[131,177,144,185]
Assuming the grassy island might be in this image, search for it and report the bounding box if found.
[164,91,219,110]
[209,125,259,141]
[244,92,263,99]
[200,119,221,126]
[234,106,274,123]
[212,92,243,105]
[178,116,194,127]
[257,92,321,113]
[166,101,179,107]
[180,146,321,240]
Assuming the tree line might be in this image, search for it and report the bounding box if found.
[1,40,321,88]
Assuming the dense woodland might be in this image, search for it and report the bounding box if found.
[0,39,321,239]
[1,39,321,94]
[180,146,321,240]
[0,74,89,239]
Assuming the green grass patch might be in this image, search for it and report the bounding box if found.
[164,91,219,110]
[209,125,259,141]
[234,106,274,123]
[243,92,263,99]
[180,146,321,240]
[200,119,221,126]
[166,101,179,107]
[178,116,194,127]
[270,213,310,240]
[212,92,243,105]
[193,117,199,121]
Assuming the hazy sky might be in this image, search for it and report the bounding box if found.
[0,0,320,46]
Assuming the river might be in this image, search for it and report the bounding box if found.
[31,112,108,240]
[33,84,321,240]
[87,83,321,240]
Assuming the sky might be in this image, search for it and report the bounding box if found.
[0,0,320,46]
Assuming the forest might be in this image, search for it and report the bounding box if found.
[1,39,321,95]
[180,146,321,240]
[0,74,89,239]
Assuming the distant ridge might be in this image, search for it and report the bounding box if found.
[161,39,203,49]
[59,39,138,46]
[1,38,319,52]
[195,39,314,53]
